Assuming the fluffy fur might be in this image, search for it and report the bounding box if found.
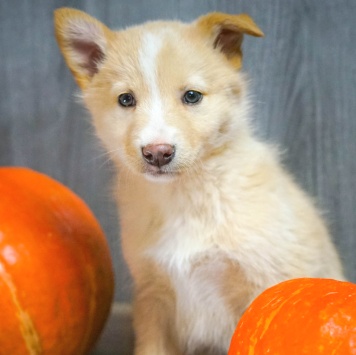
[54,8,344,355]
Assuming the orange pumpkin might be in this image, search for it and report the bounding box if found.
[229,278,356,355]
[0,167,114,355]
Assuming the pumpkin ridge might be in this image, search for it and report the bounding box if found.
[0,260,42,355]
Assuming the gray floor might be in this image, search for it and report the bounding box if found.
[91,304,134,355]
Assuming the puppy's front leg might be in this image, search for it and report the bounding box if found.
[133,262,181,355]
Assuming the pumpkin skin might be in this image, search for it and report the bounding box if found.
[0,167,114,355]
[229,278,356,355]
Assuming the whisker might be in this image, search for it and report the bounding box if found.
[87,148,121,169]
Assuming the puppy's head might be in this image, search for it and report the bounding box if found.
[54,9,263,183]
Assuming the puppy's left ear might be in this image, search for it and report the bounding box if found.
[54,8,114,89]
[196,12,264,69]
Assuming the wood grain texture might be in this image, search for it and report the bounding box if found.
[0,0,355,308]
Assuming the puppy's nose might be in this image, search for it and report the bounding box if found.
[142,144,175,167]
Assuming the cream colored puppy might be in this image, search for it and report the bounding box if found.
[54,9,344,355]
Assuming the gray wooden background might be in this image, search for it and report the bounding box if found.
[1,0,355,305]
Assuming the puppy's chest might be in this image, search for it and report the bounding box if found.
[170,253,235,350]
[147,217,236,348]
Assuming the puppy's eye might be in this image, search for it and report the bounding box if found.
[118,93,136,107]
[182,90,203,105]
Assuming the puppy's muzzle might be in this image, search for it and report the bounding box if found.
[141,144,175,168]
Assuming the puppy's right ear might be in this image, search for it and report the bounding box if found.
[196,13,263,70]
[54,8,113,89]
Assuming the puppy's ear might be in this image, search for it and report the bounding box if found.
[54,8,113,89]
[196,12,264,69]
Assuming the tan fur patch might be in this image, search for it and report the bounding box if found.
[132,260,179,354]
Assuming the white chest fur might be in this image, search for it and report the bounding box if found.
[146,209,237,352]
[172,257,236,352]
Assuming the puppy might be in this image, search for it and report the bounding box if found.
[54,9,345,355]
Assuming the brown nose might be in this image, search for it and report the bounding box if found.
[142,144,175,167]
